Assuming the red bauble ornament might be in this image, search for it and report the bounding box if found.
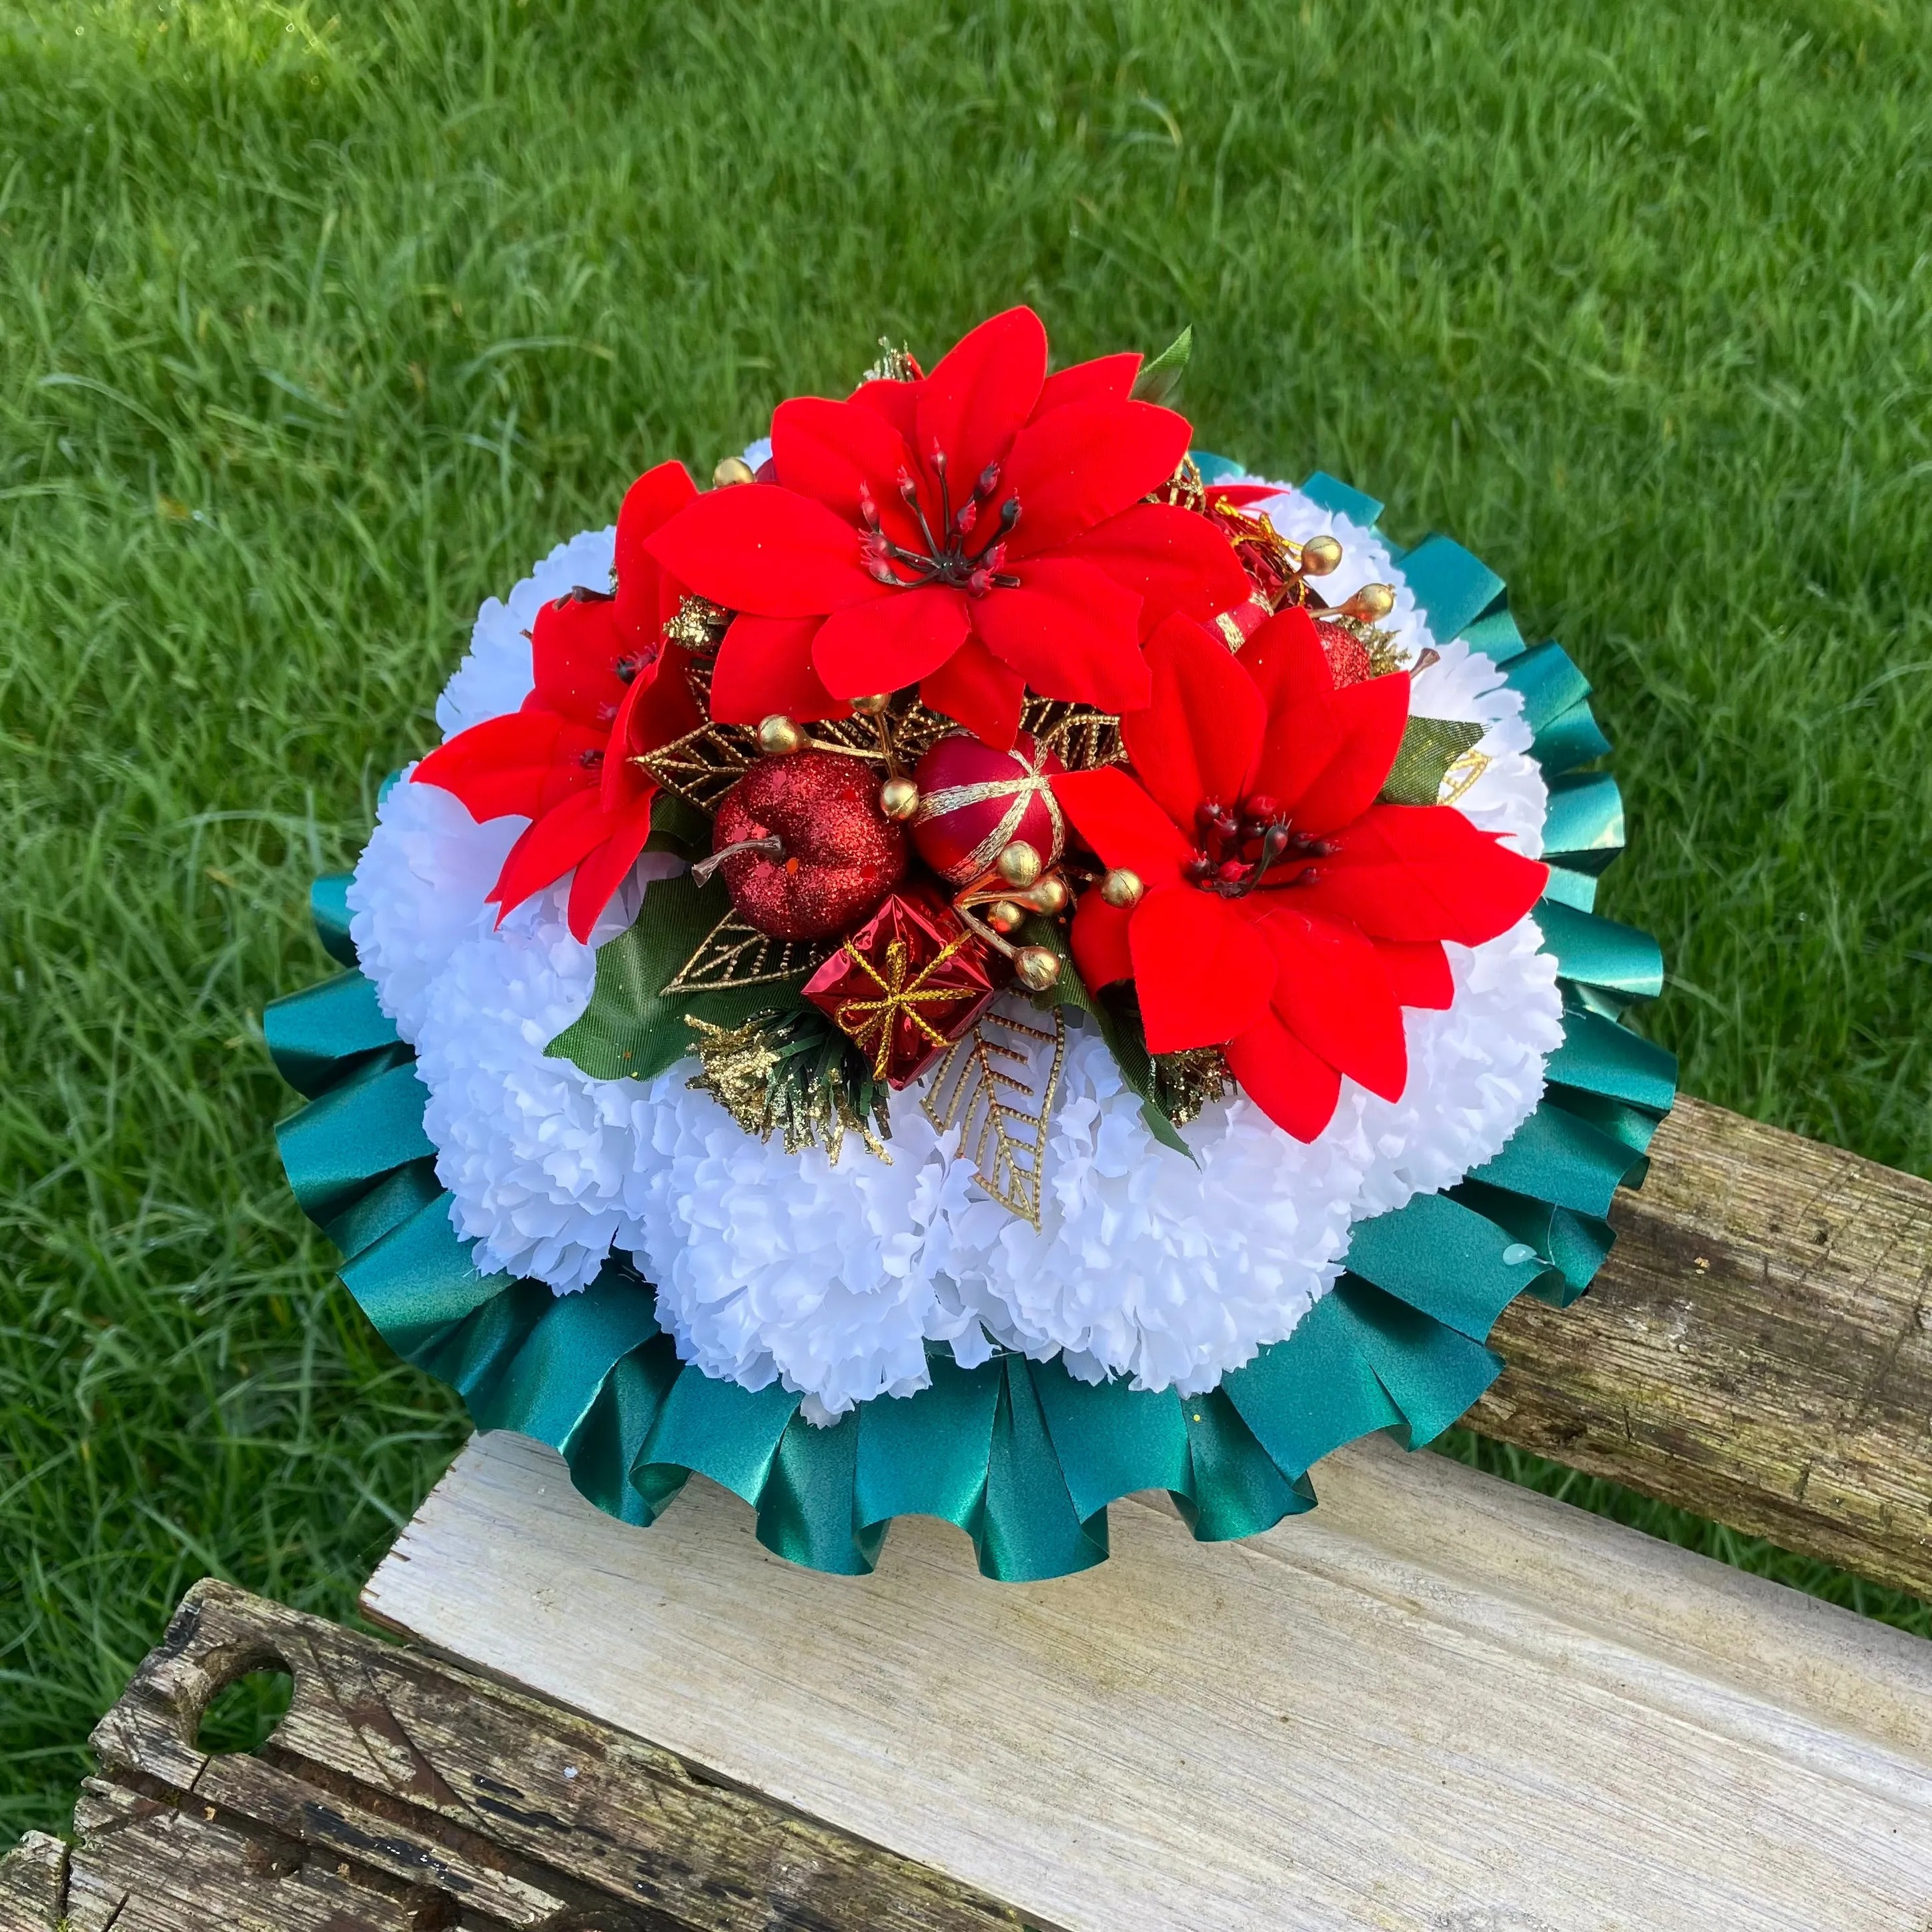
[1214,595,1273,651]
[1316,618,1374,688]
[710,750,906,941]
[803,887,999,1088]
[909,731,1066,887]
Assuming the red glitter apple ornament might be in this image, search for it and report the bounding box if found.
[705,750,906,941]
[909,730,1066,888]
[1316,619,1374,687]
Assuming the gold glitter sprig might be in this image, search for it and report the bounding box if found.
[1150,1045,1233,1128]
[862,338,919,384]
[685,1009,891,1165]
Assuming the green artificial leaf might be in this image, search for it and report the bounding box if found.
[1018,916,1196,1159]
[643,788,712,859]
[1380,716,1487,806]
[1130,325,1193,408]
[546,871,809,1083]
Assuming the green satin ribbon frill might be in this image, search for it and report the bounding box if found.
[264,465,1676,1582]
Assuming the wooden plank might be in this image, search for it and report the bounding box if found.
[364,1428,1932,1932]
[0,1836,66,1932]
[59,1776,422,1932]
[9,1574,1039,1932]
[1478,1093,1932,1600]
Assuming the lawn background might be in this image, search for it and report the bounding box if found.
[3,0,1929,1853]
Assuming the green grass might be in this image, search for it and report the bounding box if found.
[3,0,1929,1855]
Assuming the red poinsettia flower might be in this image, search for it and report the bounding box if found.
[1055,609,1548,1141]
[643,307,1250,750]
[414,459,702,941]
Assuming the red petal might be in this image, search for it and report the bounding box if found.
[1207,482,1288,508]
[813,585,970,696]
[603,658,703,811]
[919,635,1025,749]
[967,556,1149,712]
[1374,938,1454,1010]
[489,788,613,918]
[710,614,844,724]
[1131,885,1274,1052]
[999,399,1193,557]
[849,378,921,444]
[1290,674,1410,835]
[772,395,931,548]
[1244,606,1408,833]
[529,594,628,729]
[915,306,1047,500]
[1031,352,1141,417]
[1242,604,1338,803]
[1251,905,1407,1101]
[613,460,696,638]
[1300,805,1550,943]
[1053,767,1192,882]
[1065,502,1251,636]
[1070,891,1135,990]
[1242,604,1334,709]
[565,799,658,942]
[654,562,691,634]
[644,483,879,618]
[414,710,594,822]
[1226,1017,1342,1142]
[1119,614,1264,834]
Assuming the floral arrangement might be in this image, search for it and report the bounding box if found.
[268,309,1674,1579]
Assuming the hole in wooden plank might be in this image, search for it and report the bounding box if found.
[194,1662,294,1757]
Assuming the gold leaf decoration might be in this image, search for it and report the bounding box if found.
[1022,698,1124,773]
[921,993,1065,1228]
[879,695,955,768]
[640,719,760,813]
[650,672,957,813]
[662,909,837,995]
[1438,745,1493,806]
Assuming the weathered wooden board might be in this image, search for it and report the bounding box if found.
[0,1837,65,1931]
[363,1427,1932,1932]
[10,1094,1927,1927]
[0,1576,1041,1932]
[1478,1093,1932,1600]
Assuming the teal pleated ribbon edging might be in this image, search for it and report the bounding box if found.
[265,466,1676,1582]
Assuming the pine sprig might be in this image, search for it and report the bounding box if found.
[686,1005,893,1163]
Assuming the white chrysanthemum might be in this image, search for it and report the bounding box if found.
[345,770,522,1045]
[925,923,1559,1396]
[926,1021,1365,1396]
[628,1070,969,1420]
[350,502,1564,1418]
[1344,917,1562,1222]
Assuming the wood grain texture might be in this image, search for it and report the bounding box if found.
[364,1428,1932,1932]
[1,1576,1043,1932]
[0,1835,65,1932]
[1478,1093,1932,1600]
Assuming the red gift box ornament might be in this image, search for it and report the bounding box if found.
[803,889,999,1088]
[909,730,1066,888]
